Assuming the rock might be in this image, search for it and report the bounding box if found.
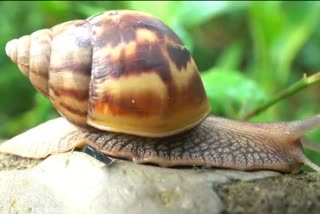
[0,152,279,214]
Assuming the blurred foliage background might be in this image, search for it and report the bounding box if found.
[0,1,319,167]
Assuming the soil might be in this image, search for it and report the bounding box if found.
[215,172,320,214]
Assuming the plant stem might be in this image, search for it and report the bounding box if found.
[242,72,320,120]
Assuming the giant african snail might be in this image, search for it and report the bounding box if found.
[4,10,320,173]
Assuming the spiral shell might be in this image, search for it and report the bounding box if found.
[5,10,210,137]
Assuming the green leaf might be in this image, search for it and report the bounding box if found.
[0,93,58,138]
[272,2,320,84]
[201,68,268,119]
[127,1,180,24]
[248,2,320,88]
[248,1,284,89]
[215,40,245,70]
[75,4,107,17]
[176,1,251,28]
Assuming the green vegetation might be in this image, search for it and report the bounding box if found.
[0,1,319,165]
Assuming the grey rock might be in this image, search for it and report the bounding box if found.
[0,152,279,214]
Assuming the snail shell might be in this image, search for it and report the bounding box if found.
[5,10,210,137]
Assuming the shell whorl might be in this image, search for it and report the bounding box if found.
[6,30,51,97]
[5,10,211,137]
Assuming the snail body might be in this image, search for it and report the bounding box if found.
[3,10,320,173]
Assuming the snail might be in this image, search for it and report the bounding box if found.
[2,9,320,173]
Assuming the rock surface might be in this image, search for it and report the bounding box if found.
[0,152,282,214]
[1,152,320,214]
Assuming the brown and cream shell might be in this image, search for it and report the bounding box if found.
[5,10,211,137]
